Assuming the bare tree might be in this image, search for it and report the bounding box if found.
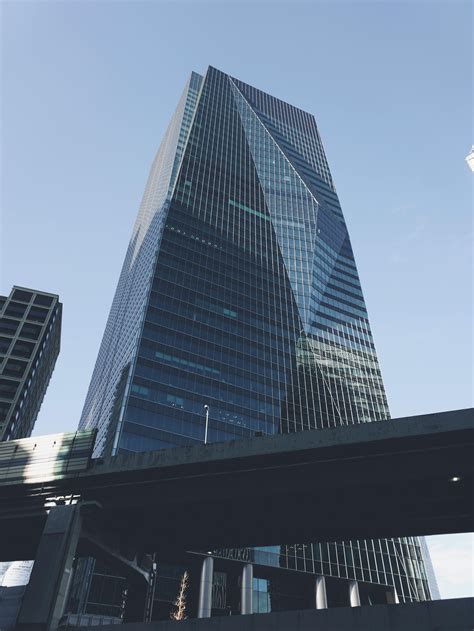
[170,571,189,621]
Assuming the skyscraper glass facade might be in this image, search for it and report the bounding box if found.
[78,66,431,613]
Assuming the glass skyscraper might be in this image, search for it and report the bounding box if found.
[76,66,432,619]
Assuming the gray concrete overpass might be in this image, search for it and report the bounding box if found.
[1,408,472,562]
[0,408,472,630]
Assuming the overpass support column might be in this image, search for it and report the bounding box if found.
[241,563,253,615]
[349,580,361,607]
[16,504,82,631]
[386,588,400,604]
[315,575,328,609]
[197,556,214,618]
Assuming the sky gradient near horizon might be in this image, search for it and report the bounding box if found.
[1,0,472,600]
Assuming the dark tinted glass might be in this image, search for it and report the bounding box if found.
[0,402,9,422]
[0,337,11,353]
[12,340,35,359]
[27,306,48,324]
[0,378,18,400]
[19,322,42,340]
[3,359,27,378]
[12,289,33,303]
[34,294,54,307]
[0,319,19,335]
[5,302,27,319]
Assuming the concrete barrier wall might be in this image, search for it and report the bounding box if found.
[63,598,474,631]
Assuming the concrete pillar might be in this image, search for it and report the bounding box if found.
[16,504,82,631]
[386,588,400,604]
[144,558,157,622]
[241,563,253,615]
[349,580,361,607]
[315,575,328,609]
[197,556,214,618]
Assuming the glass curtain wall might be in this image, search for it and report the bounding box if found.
[78,66,431,606]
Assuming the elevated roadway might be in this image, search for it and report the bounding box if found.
[1,408,472,561]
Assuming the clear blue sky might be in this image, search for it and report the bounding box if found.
[1,0,472,599]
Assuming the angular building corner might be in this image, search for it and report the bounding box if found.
[72,66,434,619]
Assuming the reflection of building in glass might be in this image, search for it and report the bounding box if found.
[0,286,61,441]
[420,538,441,600]
[72,67,433,619]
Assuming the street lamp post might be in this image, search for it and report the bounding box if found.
[203,405,209,444]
